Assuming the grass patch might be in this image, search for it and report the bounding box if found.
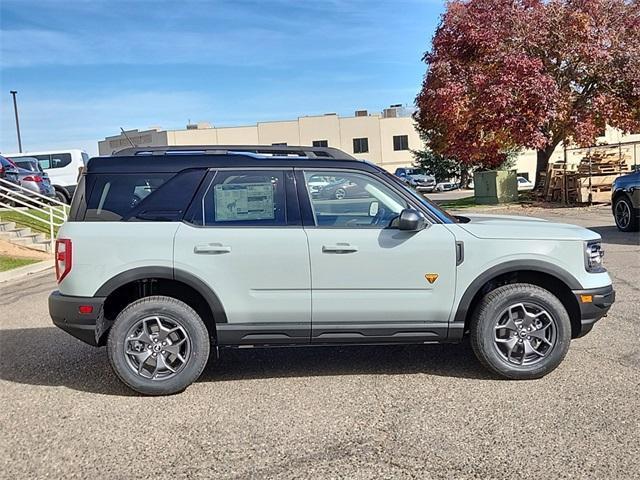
[0,209,63,238]
[0,256,39,272]
[436,196,477,209]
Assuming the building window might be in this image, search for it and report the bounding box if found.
[393,135,409,151]
[353,137,369,154]
[272,142,287,147]
[312,140,328,148]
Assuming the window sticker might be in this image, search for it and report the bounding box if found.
[214,182,275,221]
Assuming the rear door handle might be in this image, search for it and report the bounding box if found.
[194,243,232,254]
[322,244,358,253]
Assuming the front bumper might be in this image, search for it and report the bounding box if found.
[49,291,106,346]
[572,285,615,338]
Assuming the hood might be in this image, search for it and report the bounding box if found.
[458,213,600,242]
[409,174,435,181]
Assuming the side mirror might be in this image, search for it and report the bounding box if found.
[396,209,426,231]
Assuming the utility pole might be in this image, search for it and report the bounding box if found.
[10,91,23,153]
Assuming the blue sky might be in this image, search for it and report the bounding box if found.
[0,0,445,155]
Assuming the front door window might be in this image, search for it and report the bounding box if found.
[304,171,408,228]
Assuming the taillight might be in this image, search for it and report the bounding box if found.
[55,239,72,283]
[23,175,43,182]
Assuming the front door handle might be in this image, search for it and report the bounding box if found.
[194,243,232,254]
[322,243,358,254]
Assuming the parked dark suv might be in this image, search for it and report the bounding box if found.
[612,169,640,232]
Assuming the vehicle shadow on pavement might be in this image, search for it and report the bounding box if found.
[590,225,640,246]
[0,327,492,395]
[201,343,493,383]
[0,327,134,396]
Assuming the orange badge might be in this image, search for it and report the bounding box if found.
[425,273,439,284]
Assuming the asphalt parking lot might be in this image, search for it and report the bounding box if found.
[1,205,638,479]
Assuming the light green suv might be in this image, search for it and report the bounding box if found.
[49,146,615,395]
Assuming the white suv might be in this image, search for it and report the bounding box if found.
[49,146,615,395]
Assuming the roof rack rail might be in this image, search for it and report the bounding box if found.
[112,145,356,160]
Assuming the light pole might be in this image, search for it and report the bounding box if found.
[10,90,23,153]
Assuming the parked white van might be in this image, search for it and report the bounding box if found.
[5,149,88,203]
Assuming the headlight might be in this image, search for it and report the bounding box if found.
[584,240,605,272]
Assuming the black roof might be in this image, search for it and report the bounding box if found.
[87,145,375,174]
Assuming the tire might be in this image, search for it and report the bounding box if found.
[54,189,68,204]
[613,195,639,232]
[107,295,210,395]
[334,188,346,200]
[470,283,571,380]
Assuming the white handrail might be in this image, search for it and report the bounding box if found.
[0,188,67,223]
[0,177,69,252]
[0,177,68,208]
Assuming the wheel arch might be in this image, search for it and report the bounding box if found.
[450,260,583,341]
[95,267,227,345]
[611,189,630,207]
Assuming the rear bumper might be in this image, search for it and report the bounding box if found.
[49,291,105,346]
[572,285,615,338]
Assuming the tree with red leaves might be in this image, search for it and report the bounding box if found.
[415,0,640,181]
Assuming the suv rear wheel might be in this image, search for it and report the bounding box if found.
[470,284,571,379]
[107,296,210,395]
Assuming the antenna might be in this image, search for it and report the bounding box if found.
[120,127,137,148]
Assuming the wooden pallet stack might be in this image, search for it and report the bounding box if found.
[576,151,632,203]
[543,162,578,203]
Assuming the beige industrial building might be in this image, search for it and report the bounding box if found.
[99,106,638,181]
[99,105,423,172]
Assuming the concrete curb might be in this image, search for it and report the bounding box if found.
[0,259,54,283]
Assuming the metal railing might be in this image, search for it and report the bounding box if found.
[0,178,69,252]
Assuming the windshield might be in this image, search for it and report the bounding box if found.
[377,167,457,223]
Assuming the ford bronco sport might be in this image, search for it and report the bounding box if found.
[49,146,615,395]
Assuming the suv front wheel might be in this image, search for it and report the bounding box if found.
[107,296,210,395]
[470,284,571,379]
[613,195,639,232]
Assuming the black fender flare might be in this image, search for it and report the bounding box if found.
[448,260,582,340]
[94,266,228,323]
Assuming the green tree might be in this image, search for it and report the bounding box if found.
[412,149,462,183]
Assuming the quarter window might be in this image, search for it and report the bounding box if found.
[85,173,172,221]
[304,170,408,228]
[352,138,369,154]
[198,170,287,226]
[393,135,409,151]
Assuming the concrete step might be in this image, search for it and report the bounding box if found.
[0,221,52,253]
[10,237,40,247]
[28,241,52,253]
[14,228,35,238]
[21,232,47,243]
[0,221,16,232]
[0,230,18,239]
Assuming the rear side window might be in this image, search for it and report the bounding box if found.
[190,170,287,227]
[81,169,205,222]
[85,173,172,221]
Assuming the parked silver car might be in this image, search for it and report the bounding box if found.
[12,157,56,199]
